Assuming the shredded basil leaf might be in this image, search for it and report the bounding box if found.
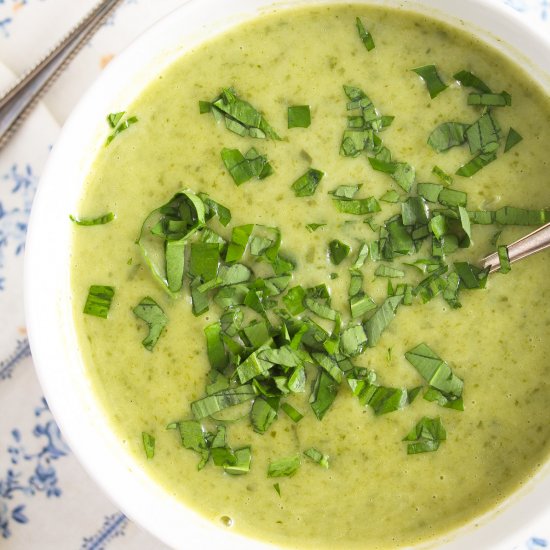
[142,432,155,459]
[364,295,403,347]
[412,65,448,98]
[304,447,330,468]
[292,168,324,197]
[288,105,311,128]
[203,88,281,140]
[453,70,492,93]
[329,239,351,265]
[504,127,523,153]
[70,212,114,226]
[83,285,114,318]
[221,147,273,185]
[467,91,511,107]
[137,190,206,295]
[105,112,138,145]
[428,122,468,152]
[132,297,168,351]
[281,402,304,422]
[432,165,453,186]
[268,455,301,477]
[310,370,339,420]
[498,245,511,274]
[403,416,446,454]
[191,386,256,420]
[405,343,463,402]
[356,17,375,51]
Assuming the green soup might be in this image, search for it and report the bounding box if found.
[71,4,550,549]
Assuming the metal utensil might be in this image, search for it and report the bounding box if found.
[481,221,550,273]
[0,0,123,151]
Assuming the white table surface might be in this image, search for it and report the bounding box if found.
[0,1,548,548]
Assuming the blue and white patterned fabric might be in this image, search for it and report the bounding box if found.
[0,1,548,548]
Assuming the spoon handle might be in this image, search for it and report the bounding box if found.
[481,221,550,273]
[0,0,122,151]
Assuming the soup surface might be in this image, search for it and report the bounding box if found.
[71,5,550,549]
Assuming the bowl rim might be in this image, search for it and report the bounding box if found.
[24,1,550,549]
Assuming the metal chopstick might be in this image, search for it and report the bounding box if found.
[0,0,123,151]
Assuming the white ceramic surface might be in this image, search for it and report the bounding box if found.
[24,1,550,549]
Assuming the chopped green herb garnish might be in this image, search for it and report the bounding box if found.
[310,370,339,420]
[454,262,488,289]
[107,111,125,128]
[202,88,281,139]
[224,446,252,475]
[416,183,442,203]
[498,245,511,274]
[105,112,138,145]
[465,112,501,156]
[288,105,311,128]
[428,122,468,152]
[70,212,114,226]
[283,285,306,315]
[137,190,206,295]
[375,264,405,278]
[273,483,281,496]
[438,188,467,207]
[467,91,511,107]
[281,402,304,422]
[432,165,453,186]
[132,297,168,351]
[304,447,329,468]
[405,343,463,404]
[221,147,273,185]
[268,455,301,478]
[364,295,403,347]
[456,152,496,177]
[356,17,375,51]
[504,127,523,153]
[329,239,350,265]
[142,432,155,459]
[306,223,326,232]
[403,416,446,454]
[380,190,401,203]
[333,196,381,215]
[191,385,256,420]
[412,65,448,99]
[292,168,324,197]
[251,396,279,434]
[453,70,492,93]
[83,285,114,318]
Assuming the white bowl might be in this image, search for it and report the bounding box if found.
[24,0,550,548]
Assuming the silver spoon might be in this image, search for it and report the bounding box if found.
[481,221,550,273]
[0,0,123,151]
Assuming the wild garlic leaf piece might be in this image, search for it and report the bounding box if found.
[205,87,281,140]
[428,122,468,152]
[403,416,446,454]
[405,343,463,400]
[291,168,324,197]
[364,295,403,347]
[191,386,256,420]
[83,285,114,319]
[133,297,168,351]
[412,65,448,98]
[288,105,311,128]
[356,17,375,51]
[70,212,114,226]
[137,190,206,295]
[268,455,301,477]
